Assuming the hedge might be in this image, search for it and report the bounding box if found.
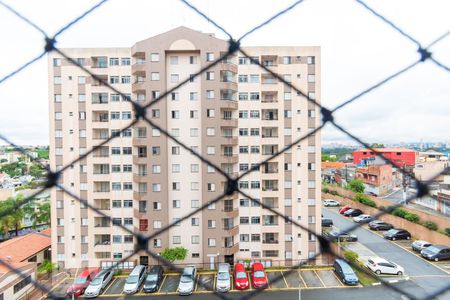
[330,190,339,196]
[354,193,377,207]
[343,250,359,264]
[404,213,420,223]
[392,208,408,218]
[445,228,450,237]
[322,187,329,193]
[423,221,438,231]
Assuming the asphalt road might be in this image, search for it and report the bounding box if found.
[323,208,450,300]
[96,284,418,300]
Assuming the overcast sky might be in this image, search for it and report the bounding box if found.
[0,0,449,146]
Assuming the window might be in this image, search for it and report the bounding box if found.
[191,235,200,244]
[308,181,315,188]
[170,74,179,83]
[206,109,215,118]
[53,58,61,66]
[191,182,199,191]
[190,110,198,119]
[122,128,132,137]
[251,146,260,153]
[55,112,62,120]
[284,128,292,136]
[308,74,315,83]
[124,235,133,243]
[170,56,178,64]
[154,239,161,248]
[110,93,120,102]
[110,76,119,84]
[240,217,249,224]
[239,128,248,136]
[78,76,86,84]
[206,52,214,61]
[191,218,199,226]
[284,92,292,100]
[139,219,148,231]
[307,56,315,64]
[121,76,131,84]
[13,275,31,294]
[251,216,260,224]
[152,146,160,155]
[172,182,180,191]
[207,220,216,229]
[151,72,160,81]
[190,128,199,137]
[153,220,162,229]
[206,71,215,80]
[207,183,216,191]
[152,165,161,174]
[249,74,259,83]
[53,76,61,84]
[172,146,180,155]
[239,111,248,119]
[250,110,260,118]
[173,236,181,244]
[152,128,160,136]
[122,111,132,120]
[206,127,215,136]
[240,234,249,242]
[172,164,180,173]
[123,182,132,190]
[250,92,259,100]
[109,57,119,65]
[122,147,132,155]
[250,128,260,136]
[206,90,215,99]
[171,110,180,119]
[152,183,161,192]
[282,56,292,64]
[173,200,181,208]
[191,200,200,208]
[190,56,198,64]
[251,234,260,242]
[191,164,199,173]
[239,92,248,100]
[150,53,160,61]
[208,238,216,247]
[240,199,249,207]
[121,57,131,65]
[171,92,179,101]
[239,146,249,154]
[207,146,216,155]
[239,181,249,189]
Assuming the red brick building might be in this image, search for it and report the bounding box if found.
[355,164,393,196]
[353,148,417,168]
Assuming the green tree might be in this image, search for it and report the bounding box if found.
[37,148,49,159]
[38,259,57,278]
[160,247,188,263]
[29,164,46,178]
[0,196,25,236]
[321,154,337,162]
[0,162,26,177]
[370,143,385,148]
[346,179,365,193]
[24,201,50,228]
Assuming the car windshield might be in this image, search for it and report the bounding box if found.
[90,277,103,286]
[236,271,247,279]
[126,275,139,284]
[387,229,398,234]
[426,246,440,253]
[146,274,158,282]
[217,272,229,280]
[74,277,87,284]
[180,275,192,283]
[254,270,265,278]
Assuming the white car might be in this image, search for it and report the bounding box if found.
[178,265,197,295]
[366,257,404,275]
[353,214,374,223]
[323,199,340,207]
[84,269,113,298]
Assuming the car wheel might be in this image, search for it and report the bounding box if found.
[397,271,403,276]
[392,237,396,241]
[375,270,381,275]
[435,257,439,262]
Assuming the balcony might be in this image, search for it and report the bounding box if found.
[91,56,108,68]
[262,128,278,138]
[92,111,109,123]
[263,233,279,244]
[94,199,110,211]
[95,235,111,246]
[223,242,239,255]
[220,71,236,83]
[222,207,239,218]
[261,91,278,103]
[94,217,111,228]
[262,197,278,208]
[261,55,278,67]
[93,147,109,158]
[262,216,278,226]
[92,92,108,104]
[223,225,239,236]
[93,182,110,193]
[262,110,278,121]
[262,145,278,156]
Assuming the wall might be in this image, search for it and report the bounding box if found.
[323,188,450,245]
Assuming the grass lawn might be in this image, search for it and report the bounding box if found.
[354,268,378,286]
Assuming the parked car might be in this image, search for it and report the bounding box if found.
[84,269,114,298]
[333,259,358,285]
[421,245,450,261]
[66,267,99,297]
[323,199,340,207]
[143,266,164,293]
[353,214,374,223]
[216,263,231,292]
[321,218,333,227]
[250,262,268,288]
[178,265,197,295]
[234,263,249,290]
[123,265,146,294]
[343,208,363,217]
[368,220,393,231]
[339,205,352,214]
[325,229,358,242]
[366,257,404,275]
[383,229,411,241]
[411,240,432,253]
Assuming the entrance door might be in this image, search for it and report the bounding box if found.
[209,256,215,270]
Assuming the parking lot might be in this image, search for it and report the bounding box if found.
[49,268,354,298]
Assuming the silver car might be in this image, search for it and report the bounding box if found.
[216,263,231,292]
[123,265,146,294]
[178,265,197,295]
[84,269,113,298]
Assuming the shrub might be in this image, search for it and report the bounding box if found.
[354,193,377,207]
[404,213,420,223]
[330,190,339,196]
[362,198,377,207]
[444,228,450,237]
[345,179,365,193]
[322,187,329,193]
[385,206,396,213]
[392,208,408,218]
[423,221,438,231]
[343,250,359,264]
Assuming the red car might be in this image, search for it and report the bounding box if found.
[339,205,352,215]
[66,267,99,297]
[250,262,268,289]
[233,263,249,290]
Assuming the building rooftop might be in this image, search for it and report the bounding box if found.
[0,229,51,274]
[356,148,416,153]
[321,162,346,170]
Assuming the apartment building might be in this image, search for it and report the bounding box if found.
[48,26,321,270]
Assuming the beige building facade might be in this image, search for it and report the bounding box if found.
[48,27,321,270]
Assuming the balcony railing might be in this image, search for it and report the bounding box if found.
[262,240,279,244]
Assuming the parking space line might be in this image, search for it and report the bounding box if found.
[314,270,326,287]
[281,271,289,288]
[102,278,117,295]
[158,275,167,293]
[194,275,199,292]
[298,271,307,288]
[331,271,344,286]
[213,275,216,291]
